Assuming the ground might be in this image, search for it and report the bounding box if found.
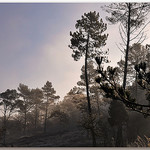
[7,130,96,147]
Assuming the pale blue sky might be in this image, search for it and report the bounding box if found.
[0,3,148,99]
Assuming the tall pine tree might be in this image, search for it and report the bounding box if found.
[69,11,108,146]
[42,81,60,133]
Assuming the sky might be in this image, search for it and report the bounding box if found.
[0,3,149,100]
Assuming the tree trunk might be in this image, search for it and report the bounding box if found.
[85,34,96,146]
[120,3,131,147]
[24,110,27,135]
[35,104,38,129]
[3,111,7,146]
[135,71,138,101]
[23,99,27,135]
[95,87,101,120]
[44,98,48,133]
[123,3,131,89]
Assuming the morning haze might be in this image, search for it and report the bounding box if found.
[1,2,150,147]
[0,3,121,99]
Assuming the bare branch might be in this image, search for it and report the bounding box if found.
[130,21,150,41]
[119,25,127,45]
[115,43,125,54]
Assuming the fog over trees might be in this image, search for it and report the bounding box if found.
[1,2,150,147]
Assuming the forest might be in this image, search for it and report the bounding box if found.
[1,2,150,147]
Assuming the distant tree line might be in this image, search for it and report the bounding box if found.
[0,81,60,146]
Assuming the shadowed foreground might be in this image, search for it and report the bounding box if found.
[9,130,102,147]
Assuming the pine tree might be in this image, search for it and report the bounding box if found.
[77,60,102,119]
[117,43,148,85]
[104,3,150,89]
[42,81,60,133]
[17,84,32,134]
[0,89,19,145]
[69,11,108,146]
[103,4,150,146]
[31,88,43,129]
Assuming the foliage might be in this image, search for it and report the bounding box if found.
[103,3,150,92]
[17,84,33,114]
[117,43,149,85]
[104,3,150,44]
[42,81,60,102]
[0,89,19,145]
[69,11,108,61]
[50,106,69,123]
[69,11,109,146]
[95,57,150,117]
[31,88,43,105]
[0,89,19,119]
[30,88,43,129]
[64,86,87,113]
[42,81,60,132]
[77,60,97,87]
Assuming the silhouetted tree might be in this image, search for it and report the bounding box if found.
[77,60,102,119]
[0,89,19,145]
[95,59,150,116]
[42,81,60,133]
[104,3,150,89]
[17,84,32,134]
[69,11,108,146]
[31,88,43,129]
[103,4,150,146]
[118,43,149,107]
[118,43,148,85]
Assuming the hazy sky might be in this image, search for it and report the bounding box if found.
[0,3,149,99]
